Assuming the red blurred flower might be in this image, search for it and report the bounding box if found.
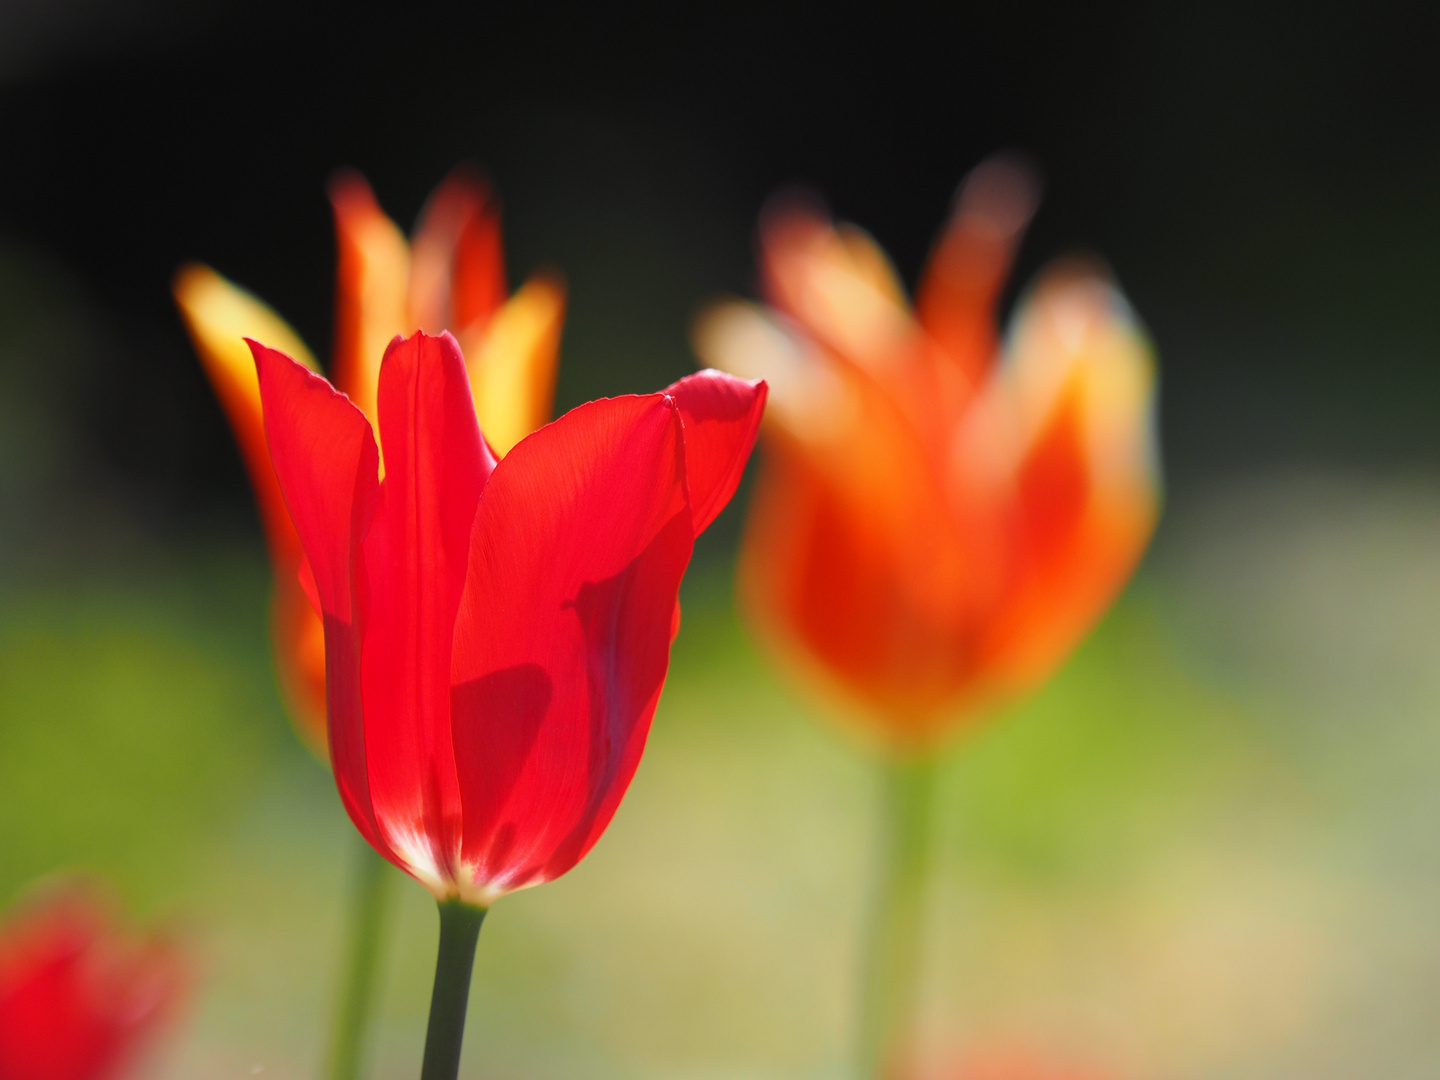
[910,1048,1119,1080]
[252,331,764,904]
[0,886,185,1080]
[694,156,1160,747]
[174,169,565,754]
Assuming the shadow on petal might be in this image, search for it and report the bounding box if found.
[451,663,553,876]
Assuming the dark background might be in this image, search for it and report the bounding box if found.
[0,0,1437,538]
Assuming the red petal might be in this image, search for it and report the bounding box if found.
[915,155,1040,387]
[250,339,389,856]
[663,370,767,534]
[408,169,506,336]
[0,889,186,1080]
[452,182,507,332]
[359,332,495,888]
[449,394,692,898]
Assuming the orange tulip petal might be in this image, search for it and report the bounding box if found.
[270,569,329,755]
[759,202,918,389]
[978,261,1160,692]
[173,266,331,749]
[700,305,1004,738]
[916,154,1040,388]
[740,450,980,738]
[171,263,317,564]
[757,202,974,454]
[459,273,566,456]
[452,180,507,332]
[697,301,995,625]
[329,170,411,430]
[407,168,506,337]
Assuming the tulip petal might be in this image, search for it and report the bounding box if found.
[360,332,495,895]
[449,394,692,902]
[172,264,318,563]
[451,179,507,332]
[758,203,973,448]
[760,203,917,388]
[693,302,852,450]
[251,340,389,855]
[459,274,566,456]
[979,262,1160,692]
[269,568,330,754]
[330,171,411,430]
[173,266,331,751]
[700,307,1003,734]
[0,887,186,1080]
[408,169,506,336]
[662,369,767,535]
[916,154,1040,387]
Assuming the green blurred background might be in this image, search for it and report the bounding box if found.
[1,1,1439,1077]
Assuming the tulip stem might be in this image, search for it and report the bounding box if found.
[326,839,392,1080]
[857,753,939,1080]
[419,899,488,1080]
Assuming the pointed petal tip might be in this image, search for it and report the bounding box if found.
[953,152,1044,237]
[526,267,567,297]
[170,259,215,300]
[435,162,496,201]
[663,369,767,535]
[246,337,363,413]
[327,167,378,208]
[244,335,299,367]
[758,185,831,232]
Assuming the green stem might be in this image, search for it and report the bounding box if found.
[856,754,939,1080]
[326,838,392,1080]
[419,899,488,1080]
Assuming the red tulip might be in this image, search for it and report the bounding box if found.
[252,330,764,904]
[174,169,565,755]
[0,887,185,1080]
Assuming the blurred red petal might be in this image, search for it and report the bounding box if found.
[916,155,1040,387]
[0,888,185,1080]
[408,169,506,336]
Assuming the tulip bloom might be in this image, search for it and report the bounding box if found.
[253,330,764,905]
[0,887,185,1080]
[694,157,1160,746]
[174,169,565,753]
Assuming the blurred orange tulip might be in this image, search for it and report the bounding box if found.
[695,156,1159,748]
[174,169,566,755]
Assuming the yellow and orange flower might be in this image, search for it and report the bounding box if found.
[174,169,566,754]
[694,156,1159,748]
